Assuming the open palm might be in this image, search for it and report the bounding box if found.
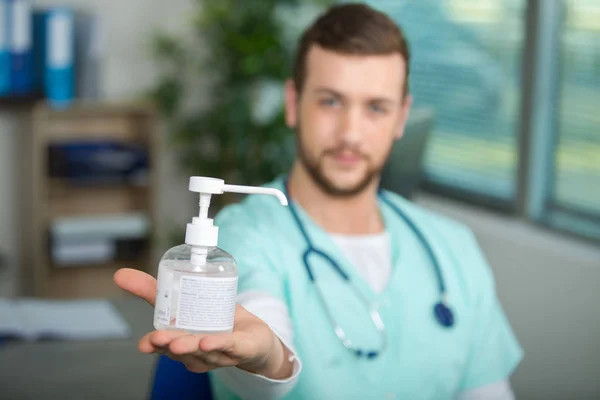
[114,268,291,378]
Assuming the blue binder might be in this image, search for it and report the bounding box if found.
[0,0,10,95]
[45,7,74,108]
[32,9,47,95]
[9,0,33,95]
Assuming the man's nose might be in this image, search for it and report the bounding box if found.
[340,107,362,145]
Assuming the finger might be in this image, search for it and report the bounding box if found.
[114,268,157,307]
[138,332,157,354]
[172,348,236,369]
[149,330,189,348]
[169,336,238,367]
[183,360,212,374]
[158,350,222,372]
[198,334,237,354]
[138,331,171,355]
[167,335,235,358]
[193,353,237,369]
[159,346,238,372]
[169,334,203,355]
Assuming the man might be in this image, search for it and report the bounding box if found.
[115,3,523,399]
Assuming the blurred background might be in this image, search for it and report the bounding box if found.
[0,0,598,399]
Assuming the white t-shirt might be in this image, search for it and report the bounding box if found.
[213,232,515,400]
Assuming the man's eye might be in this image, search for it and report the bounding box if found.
[320,98,339,107]
[369,103,387,114]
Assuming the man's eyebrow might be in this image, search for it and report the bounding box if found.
[312,87,396,104]
[313,87,343,97]
[369,97,396,105]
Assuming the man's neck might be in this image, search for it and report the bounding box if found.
[287,162,383,235]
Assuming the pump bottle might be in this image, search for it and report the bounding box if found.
[153,176,288,334]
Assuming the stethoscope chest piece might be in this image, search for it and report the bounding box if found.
[434,301,454,328]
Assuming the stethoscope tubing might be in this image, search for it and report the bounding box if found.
[283,180,454,359]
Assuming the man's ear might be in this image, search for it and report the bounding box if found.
[284,79,299,129]
[394,94,413,140]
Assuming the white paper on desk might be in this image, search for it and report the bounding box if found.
[0,300,23,337]
[0,298,131,341]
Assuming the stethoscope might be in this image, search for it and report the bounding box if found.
[283,181,455,360]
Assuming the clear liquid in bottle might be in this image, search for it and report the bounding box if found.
[153,244,238,334]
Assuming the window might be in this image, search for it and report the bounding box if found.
[544,0,600,239]
[364,0,599,241]
[366,0,527,202]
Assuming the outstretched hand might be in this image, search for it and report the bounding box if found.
[114,268,293,379]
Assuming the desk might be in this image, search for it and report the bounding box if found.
[0,297,157,400]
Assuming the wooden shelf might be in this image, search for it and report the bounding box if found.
[20,101,160,299]
[48,178,150,192]
[0,94,44,108]
[47,179,151,218]
[33,99,156,117]
[41,262,138,299]
[49,259,143,270]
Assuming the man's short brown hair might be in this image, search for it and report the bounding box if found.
[293,3,410,96]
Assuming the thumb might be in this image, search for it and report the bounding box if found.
[114,268,157,307]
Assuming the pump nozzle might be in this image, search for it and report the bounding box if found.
[222,184,288,206]
[185,177,288,248]
[188,177,288,205]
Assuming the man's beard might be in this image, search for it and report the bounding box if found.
[296,126,390,198]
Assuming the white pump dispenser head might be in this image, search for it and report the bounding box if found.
[185,177,288,248]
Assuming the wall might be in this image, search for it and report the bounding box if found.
[416,194,600,400]
[0,0,198,296]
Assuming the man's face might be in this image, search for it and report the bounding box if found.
[285,45,411,197]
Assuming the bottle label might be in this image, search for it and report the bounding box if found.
[175,276,238,331]
[154,268,173,326]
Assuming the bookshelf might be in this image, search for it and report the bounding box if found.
[20,101,160,298]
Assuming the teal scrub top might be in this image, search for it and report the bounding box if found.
[210,176,523,400]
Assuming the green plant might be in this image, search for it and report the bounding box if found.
[148,0,333,211]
